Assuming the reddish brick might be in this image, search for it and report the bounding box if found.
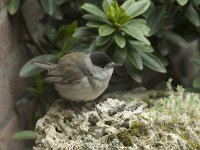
[0,113,26,150]
[0,55,28,123]
[0,0,44,149]
[22,0,45,32]
[0,1,31,150]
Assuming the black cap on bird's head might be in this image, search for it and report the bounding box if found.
[90,52,122,68]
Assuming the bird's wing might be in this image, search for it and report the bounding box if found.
[43,52,87,84]
[34,61,57,70]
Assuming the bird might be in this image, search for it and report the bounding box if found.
[34,52,121,102]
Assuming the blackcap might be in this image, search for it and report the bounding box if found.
[34,52,121,102]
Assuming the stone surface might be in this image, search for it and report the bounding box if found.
[33,89,200,150]
[0,1,35,150]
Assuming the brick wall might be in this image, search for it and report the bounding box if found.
[0,1,31,149]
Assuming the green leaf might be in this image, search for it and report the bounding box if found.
[122,0,135,10]
[12,130,36,140]
[157,39,169,56]
[193,76,200,88]
[141,53,166,73]
[185,4,200,27]
[122,25,150,45]
[113,47,126,63]
[113,33,126,48]
[191,58,200,67]
[83,14,111,24]
[147,6,166,35]
[44,25,57,44]
[86,22,102,28]
[7,0,20,15]
[193,0,200,6]
[161,30,187,47]
[71,44,89,52]
[96,36,110,46]
[117,12,130,25]
[176,0,188,6]
[125,0,150,19]
[127,47,143,70]
[98,40,113,53]
[127,19,150,36]
[157,55,168,66]
[73,27,96,38]
[35,74,45,93]
[88,40,97,52]
[82,3,107,19]
[19,54,58,78]
[55,0,68,5]
[129,40,154,53]
[118,46,127,60]
[102,0,110,12]
[67,21,78,35]
[99,25,115,36]
[57,22,77,40]
[52,6,63,20]
[60,38,74,52]
[125,60,142,83]
[40,0,56,15]
[185,87,200,93]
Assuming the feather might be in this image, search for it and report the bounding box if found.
[42,76,63,83]
[33,52,88,85]
[33,61,57,70]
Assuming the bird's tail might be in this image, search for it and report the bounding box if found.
[33,61,57,70]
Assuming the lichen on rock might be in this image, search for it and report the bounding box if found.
[33,86,200,150]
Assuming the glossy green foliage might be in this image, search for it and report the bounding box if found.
[74,0,168,82]
[12,130,36,140]
[7,0,21,15]
[19,54,58,78]
[19,22,77,78]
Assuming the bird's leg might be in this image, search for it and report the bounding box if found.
[73,101,85,116]
[63,100,83,116]
[95,104,103,119]
[91,99,103,119]
[84,101,96,111]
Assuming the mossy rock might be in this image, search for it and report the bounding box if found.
[129,121,148,137]
[117,130,132,146]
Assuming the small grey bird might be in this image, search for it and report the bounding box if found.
[34,52,121,102]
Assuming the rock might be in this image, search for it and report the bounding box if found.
[33,90,200,150]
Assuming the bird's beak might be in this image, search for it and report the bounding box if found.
[109,62,122,68]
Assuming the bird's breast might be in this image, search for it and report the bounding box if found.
[54,77,109,102]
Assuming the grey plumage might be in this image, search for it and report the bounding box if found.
[34,52,117,101]
[34,52,87,84]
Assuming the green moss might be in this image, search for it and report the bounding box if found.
[179,132,200,149]
[106,134,116,144]
[188,140,200,149]
[107,121,148,147]
[159,123,200,149]
[117,130,132,146]
[149,91,169,99]
[159,122,176,133]
[129,121,148,137]
[152,142,162,148]
[107,130,133,146]
[109,121,148,146]
[142,91,169,108]
[142,97,153,108]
